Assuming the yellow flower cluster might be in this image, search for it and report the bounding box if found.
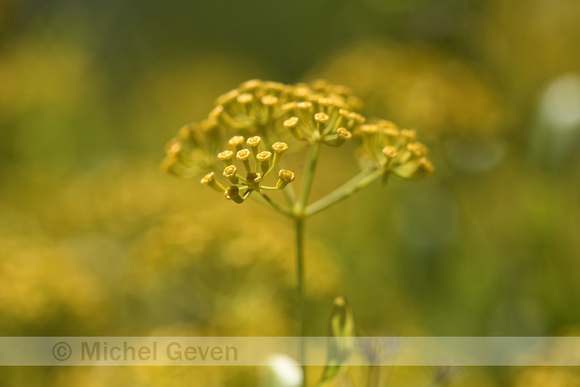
[161,119,222,178]
[161,79,434,203]
[281,98,364,145]
[200,134,295,203]
[355,120,435,179]
[209,80,289,133]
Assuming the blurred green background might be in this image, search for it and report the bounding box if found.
[2,0,580,385]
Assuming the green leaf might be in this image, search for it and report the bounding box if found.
[315,296,355,387]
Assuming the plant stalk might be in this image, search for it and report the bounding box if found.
[293,140,322,387]
[306,168,384,217]
[295,141,322,216]
[295,217,306,387]
[367,366,380,387]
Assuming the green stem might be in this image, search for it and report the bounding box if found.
[257,142,381,387]
[305,168,384,217]
[282,184,297,207]
[367,366,380,387]
[295,141,322,217]
[295,217,306,387]
[252,192,294,217]
[292,141,322,387]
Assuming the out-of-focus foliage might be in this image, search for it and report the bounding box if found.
[0,162,343,385]
[2,0,580,385]
[309,42,507,141]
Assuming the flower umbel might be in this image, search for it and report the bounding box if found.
[206,135,294,204]
[161,79,434,210]
[160,119,222,178]
[280,97,365,145]
[355,120,435,179]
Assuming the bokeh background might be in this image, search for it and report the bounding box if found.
[2,0,580,386]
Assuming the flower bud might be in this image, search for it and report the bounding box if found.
[359,124,378,135]
[237,93,253,104]
[311,79,330,91]
[392,156,435,179]
[420,157,436,174]
[256,151,272,173]
[261,95,278,106]
[217,150,234,166]
[284,117,301,139]
[272,142,289,153]
[200,172,226,193]
[383,127,400,139]
[236,149,251,160]
[276,169,296,189]
[208,105,223,120]
[246,172,262,191]
[407,142,428,157]
[229,136,245,150]
[223,165,239,184]
[165,139,182,156]
[292,84,311,98]
[239,79,262,92]
[359,124,379,155]
[317,97,331,108]
[314,112,330,124]
[348,112,366,125]
[247,136,262,156]
[224,185,244,204]
[263,81,285,92]
[333,128,352,147]
[215,89,239,106]
[314,112,330,135]
[259,96,278,122]
[236,149,252,172]
[272,142,289,166]
[382,146,398,159]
